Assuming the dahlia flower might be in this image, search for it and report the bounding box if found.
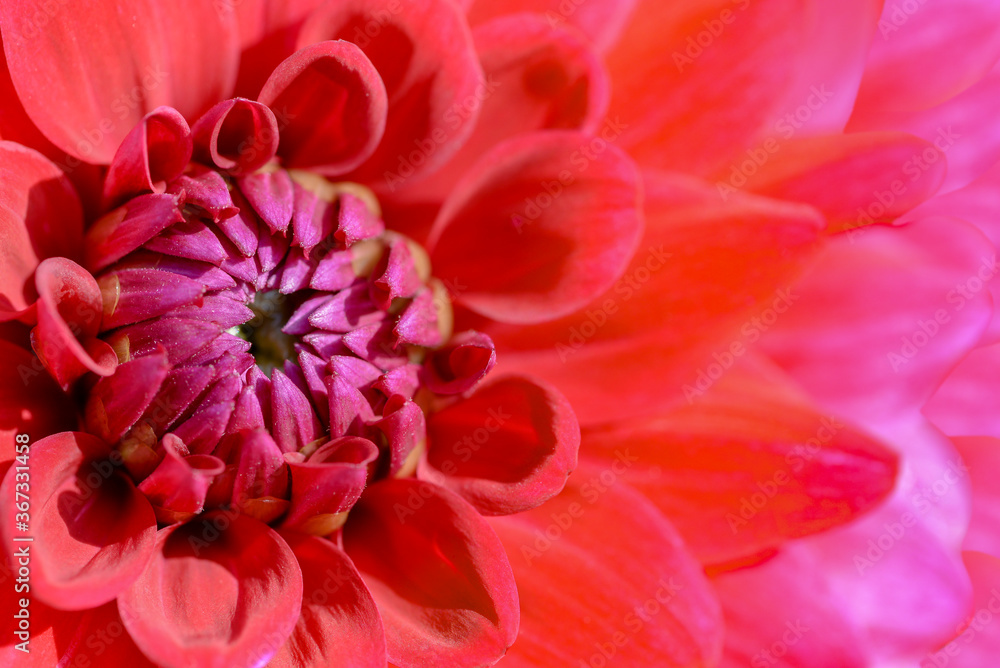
[0,0,997,667]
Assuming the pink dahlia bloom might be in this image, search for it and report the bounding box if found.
[0,0,995,667]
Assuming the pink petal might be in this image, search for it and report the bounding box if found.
[849,64,1000,193]
[952,437,1000,556]
[138,436,226,524]
[854,0,1000,115]
[420,375,579,516]
[761,216,995,425]
[258,41,387,175]
[343,478,518,666]
[31,258,118,389]
[488,462,722,666]
[0,141,84,317]
[924,344,1000,439]
[191,98,279,175]
[231,430,290,523]
[711,548,870,667]
[466,0,638,53]
[118,513,303,668]
[297,0,483,187]
[603,0,807,174]
[0,0,239,163]
[103,107,193,208]
[0,432,157,609]
[935,551,1000,667]
[269,532,387,668]
[580,365,899,567]
[730,131,947,233]
[84,193,185,273]
[428,131,643,324]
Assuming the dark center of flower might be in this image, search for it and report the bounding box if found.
[232,290,302,377]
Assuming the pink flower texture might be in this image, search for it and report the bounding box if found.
[0,0,998,666]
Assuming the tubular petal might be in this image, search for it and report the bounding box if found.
[488,463,723,667]
[0,0,239,163]
[259,41,388,176]
[103,107,193,208]
[32,258,118,389]
[421,375,579,516]
[343,478,519,667]
[298,0,484,188]
[118,512,304,668]
[191,98,279,176]
[0,432,157,610]
[428,132,643,324]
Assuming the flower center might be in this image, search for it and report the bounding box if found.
[80,162,488,532]
[231,290,302,376]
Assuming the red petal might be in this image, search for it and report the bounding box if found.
[0,432,156,609]
[343,478,518,666]
[711,548,870,667]
[420,330,496,395]
[488,462,722,666]
[258,41,387,175]
[854,0,1000,115]
[269,533,387,668]
[31,258,118,389]
[0,340,77,474]
[282,436,377,532]
[604,0,807,174]
[483,172,823,424]
[580,364,899,566]
[138,437,226,524]
[730,131,947,233]
[420,375,579,516]
[191,98,279,176]
[297,0,484,187]
[466,0,638,52]
[0,0,239,163]
[84,350,170,443]
[0,141,84,317]
[103,107,193,208]
[119,512,303,668]
[388,13,610,203]
[429,131,643,324]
